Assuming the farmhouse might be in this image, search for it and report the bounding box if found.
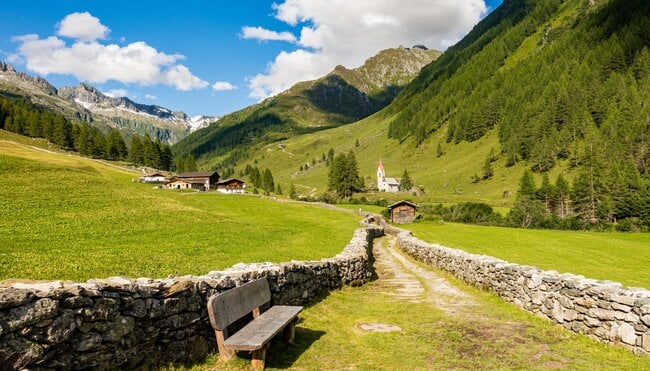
[164,171,219,191]
[377,158,400,192]
[388,200,419,224]
[216,178,247,194]
[138,173,167,183]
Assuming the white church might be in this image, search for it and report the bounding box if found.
[377,158,400,192]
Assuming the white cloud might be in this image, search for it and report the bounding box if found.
[103,88,128,98]
[241,26,297,42]
[145,94,157,100]
[57,12,110,41]
[212,81,237,91]
[247,0,488,99]
[11,13,208,91]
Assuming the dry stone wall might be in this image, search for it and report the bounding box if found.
[392,229,650,355]
[0,224,383,370]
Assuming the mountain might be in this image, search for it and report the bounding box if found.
[229,0,649,227]
[173,46,440,163]
[0,62,215,143]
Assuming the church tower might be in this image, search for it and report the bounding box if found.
[377,157,386,191]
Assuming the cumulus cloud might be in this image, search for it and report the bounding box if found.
[11,13,208,91]
[212,81,237,91]
[241,26,297,42]
[145,94,157,100]
[103,88,128,98]
[57,12,110,41]
[246,0,488,99]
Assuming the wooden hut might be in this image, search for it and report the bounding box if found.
[387,200,419,224]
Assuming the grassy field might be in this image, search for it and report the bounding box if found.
[402,221,650,289]
[0,138,360,281]
[180,239,650,370]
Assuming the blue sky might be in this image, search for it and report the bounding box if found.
[0,1,502,117]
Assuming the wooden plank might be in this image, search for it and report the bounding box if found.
[251,345,267,370]
[224,305,303,351]
[207,278,271,330]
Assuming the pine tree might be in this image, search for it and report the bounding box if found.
[328,151,363,198]
[554,174,571,219]
[275,184,283,195]
[175,155,186,173]
[262,168,275,193]
[537,173,555,213]
[399,169,414,191]
[249,167,261,189]
[482,158,494,180]
[129,135,144,165]
[517,169,537,199]
[184,155,198,172]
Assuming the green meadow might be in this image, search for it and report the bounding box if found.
[0,137,360,281]
[402,221,650,289]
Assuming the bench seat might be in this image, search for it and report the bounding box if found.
[224,305,303,351]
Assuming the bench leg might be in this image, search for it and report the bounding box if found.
[283,319,297,344]
[215,330,235,361]
[251,345,267,369]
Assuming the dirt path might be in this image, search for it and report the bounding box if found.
[373,236,480,317]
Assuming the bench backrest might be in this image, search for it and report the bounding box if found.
[207,278,271,330]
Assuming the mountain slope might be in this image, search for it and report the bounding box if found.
[173,46,440,162]
[0,62,216,143]
[232,0,649,226]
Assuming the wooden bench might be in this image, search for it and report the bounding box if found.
[207,278,303,369]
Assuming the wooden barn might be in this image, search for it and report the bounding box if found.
[164,171,219,191]
[216,178,247,194]
[388,200,419,224]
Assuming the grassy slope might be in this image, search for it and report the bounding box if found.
[0,134,359,281]
[242,113,548,207]
[402,221,650,289]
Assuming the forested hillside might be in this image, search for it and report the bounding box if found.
[0,96,174,170]
[384,0,649,227]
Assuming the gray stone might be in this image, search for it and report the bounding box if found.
[46,309,76,344]
[563,309,578,322]
[552,301,564,323]
[74,332,102,351]
[643,334,650,352]
[624,312,639,323]
[641,314,650,326]
[612,295,637,306]
[79,298,119,321]
[611,302,632,312]
[4,298,59,331]
[619,323,637,345]
[102,316,135,342]
[0,288,33,309]
[587,308,615,321]
[123,298,147,318]
[62,296,93,308]
[584,316,600,327]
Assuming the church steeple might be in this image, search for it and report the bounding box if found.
[377,157,385,179]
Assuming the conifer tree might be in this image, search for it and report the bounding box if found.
[399,169,414,191]
[129,135,144,165]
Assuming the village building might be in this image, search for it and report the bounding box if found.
[388,200,419,224]
[137,173,167,183]
[216,178,247,194]
[377,158,400,192]
[164,171,219,191]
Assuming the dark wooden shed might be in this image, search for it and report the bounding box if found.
[387,200,419,224]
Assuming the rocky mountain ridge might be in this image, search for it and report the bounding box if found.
[0,62,216,142]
